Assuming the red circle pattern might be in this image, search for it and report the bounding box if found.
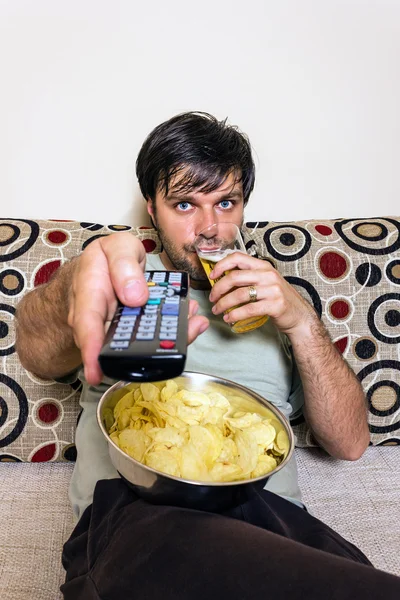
[315,225,333,236]
[319,252,348,279]
[334,337,349,354]
[31,443,56,462]
[34,260,61,286]
[47,230,67,244]
[142,239,157,252]
[330,300,350,319]
[38,403,59,424]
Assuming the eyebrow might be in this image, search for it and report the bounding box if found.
[164,189,243,203]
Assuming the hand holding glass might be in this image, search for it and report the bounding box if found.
[194,223,268,333]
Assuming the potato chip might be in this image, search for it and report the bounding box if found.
[145,446,181,477]
[188,425,223,469]
[134,388,143,403]
[114,391,135,420]
[107,380,290,483]
[225,412,262,431]
[217,437,238,463]
[110,431,120,447]
[251,454,277,478]
[274,429,290,455]
[247,421,276,451]
[200,406,225,427]
[207,392,230,412]
[234,429,259,476]
[118,429,149,462]
[103,407,115,432]
[141,383,160,403]
[147,426,187,448]
[179,443,209,481]
[209,462,243,482]
[161,379,178,402]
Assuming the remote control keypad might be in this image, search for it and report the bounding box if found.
[109,271,183,350]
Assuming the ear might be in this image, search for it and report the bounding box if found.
[146,200,157,230]
[146,200,154,218]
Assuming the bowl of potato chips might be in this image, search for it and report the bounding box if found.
[97,372,294,511]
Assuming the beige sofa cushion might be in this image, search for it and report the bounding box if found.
[0,447,398,600]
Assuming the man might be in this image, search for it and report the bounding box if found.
[16,113,400,599]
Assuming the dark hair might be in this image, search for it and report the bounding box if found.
[136,112,255,206]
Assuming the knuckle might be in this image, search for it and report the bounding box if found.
[269,271,281,285]
[272,284,282,297]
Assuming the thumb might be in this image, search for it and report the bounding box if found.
[187,315,209,345]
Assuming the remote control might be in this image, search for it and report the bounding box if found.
[98,270,189,382]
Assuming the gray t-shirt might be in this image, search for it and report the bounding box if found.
[68,254,305,521]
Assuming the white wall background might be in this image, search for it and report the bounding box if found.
[1,0,399,226]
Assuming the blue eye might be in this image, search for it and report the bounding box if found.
[219,200,232,209]
[177,202,191,211]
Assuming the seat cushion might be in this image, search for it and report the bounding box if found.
[0,448,398,600]
[296,446,400,576]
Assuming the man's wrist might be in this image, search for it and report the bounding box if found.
[286,312,325,347]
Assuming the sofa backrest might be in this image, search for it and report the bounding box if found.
[1,217,399,462]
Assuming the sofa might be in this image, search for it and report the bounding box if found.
[1,216,399,600]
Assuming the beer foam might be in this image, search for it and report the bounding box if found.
[197,248,239,262]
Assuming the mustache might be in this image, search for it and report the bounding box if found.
[183,243,197,253]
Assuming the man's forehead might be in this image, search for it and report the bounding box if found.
[162,170,243,200]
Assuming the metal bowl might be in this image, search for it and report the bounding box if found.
[97,371,294,511]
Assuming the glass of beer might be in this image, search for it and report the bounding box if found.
[194,222,268,333]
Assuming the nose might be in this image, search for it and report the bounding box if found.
[194,209,218,237]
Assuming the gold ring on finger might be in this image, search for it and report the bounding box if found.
[248,285,257,303]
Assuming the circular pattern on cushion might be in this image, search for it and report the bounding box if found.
[244,239,258,258]
[368,293,400,344]
[264,225,311,262]
[0,224,20,246]
[385,259,400,285]
[368,381,399,417]
[284,276,322,317]
[142,239,157,253]
[279,232,295,246]
[0,269,25,297]
[355,263,382,287]
[42,229,71,248]
[357,360,400,434]
[0,219,39,262]
[335,218,400,255]
[30,442,57,462]
[316,248,350,282]
[334,336,349,354]
[80,222,103,231]
[0,453,22,462]
[326,297,353,322]
[353,337,377,361]
[314,224,333,236]
[32,399,63,429]
[352,222,388,242]
[385,309,400,327]
[0,304,15,357]
[245,221,269,229]
[108,225,132,232]
[0,374,28,448]
[0,396,8,427]
[62,444,77,462]
[33,260,62,287]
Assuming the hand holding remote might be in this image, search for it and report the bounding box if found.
[67,233,208,386]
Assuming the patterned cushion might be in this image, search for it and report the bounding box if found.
[242,218,400,447]
[0,219,160,463]
[1,217,399,462]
